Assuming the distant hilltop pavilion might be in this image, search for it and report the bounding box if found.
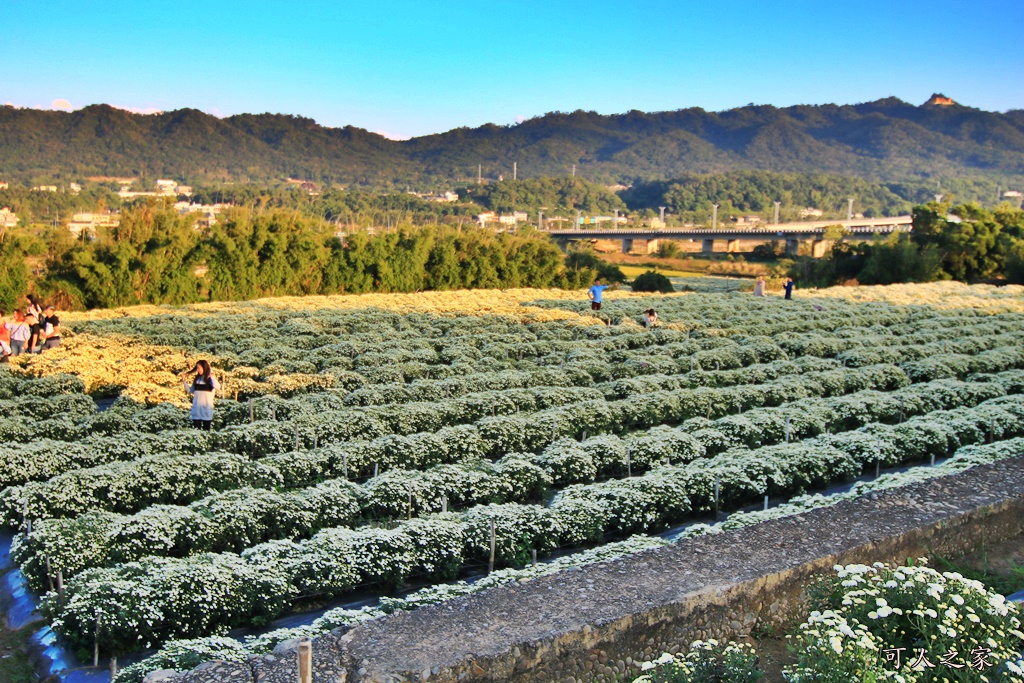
[924,93,957,106]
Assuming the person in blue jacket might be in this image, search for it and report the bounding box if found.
[784,277,795,300]
[588,279,609,311]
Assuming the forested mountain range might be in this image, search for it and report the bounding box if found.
[1,97,1023,188]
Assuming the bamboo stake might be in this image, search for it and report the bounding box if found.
[488,518,496,574]
[298,639,312,683]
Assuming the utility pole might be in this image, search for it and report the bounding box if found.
[513,162,517,181]
[613,209,619,229]
[571,164,576,177]
[658,206,666,226]
[478,165,482,184]
[846,198,854,221]
[538,210,544,231]
[774,201,780,225]
[712,204,719,229]
[576,209,582,231]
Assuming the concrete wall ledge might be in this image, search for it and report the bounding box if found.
[166,457,1024,683]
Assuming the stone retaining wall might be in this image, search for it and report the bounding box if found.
[152,457,1024,683]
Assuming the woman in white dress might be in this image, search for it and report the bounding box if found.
[183,360,219,430]
[753,276,766,297]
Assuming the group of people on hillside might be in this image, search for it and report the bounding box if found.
[587,273,795,329]
[588,280,659,329]
[0,295,62,360]
[754,276,795,299]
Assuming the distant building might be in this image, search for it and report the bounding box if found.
[118,189,159,199]
[426,191,459,203]
[0,181,10,190]
[68,182,82,194]
[0,207,18,228]
[87,176,137,184]
[175,185,193,197]
[156,180,179,196]
[800,207,824,218]
[732,215,761,226]
[174,201,231,228]
[482,211,531,226]
[1004,191,1022,198]
[67,211,120,238]
[32,185,58,192]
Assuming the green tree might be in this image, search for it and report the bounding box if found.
[631,270,674,293]
[911,203,1001,281]
[564,247,625,283]
[857,233,943,284]
[45,201,202,308]
[0,237,30,312]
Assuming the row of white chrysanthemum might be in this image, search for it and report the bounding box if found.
[34,393,1024,659]
[15,370,1019,591]
[5,360,1020,537]
[3,312,1020,480]
[110,434,1024,683]
[6,334,1020,496]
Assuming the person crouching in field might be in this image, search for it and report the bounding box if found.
[643,308,658,329]
[588,279,609,311]
[183,360,219,430]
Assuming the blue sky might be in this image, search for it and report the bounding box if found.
[3,0,1022,139]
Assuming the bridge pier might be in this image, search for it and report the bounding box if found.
[702,239,715,254]
[785,238,800,256]
[811,240,830,258]
[621,239,633,254]
[726,239,740,253]
[556,239,568,253]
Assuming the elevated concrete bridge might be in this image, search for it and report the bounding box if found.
[546,215,913,257]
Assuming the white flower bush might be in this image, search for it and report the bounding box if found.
[0,451,280,524]
[635,560,1024,683]
[42,553,294,656]
[633,639,761,683]
[786,560,1024,682]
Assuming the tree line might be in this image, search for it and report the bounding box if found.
[0,202,593,311]
[791,202,1024,286]
[621,171,937,222]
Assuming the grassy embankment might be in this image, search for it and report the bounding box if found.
[600,251,775,279]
